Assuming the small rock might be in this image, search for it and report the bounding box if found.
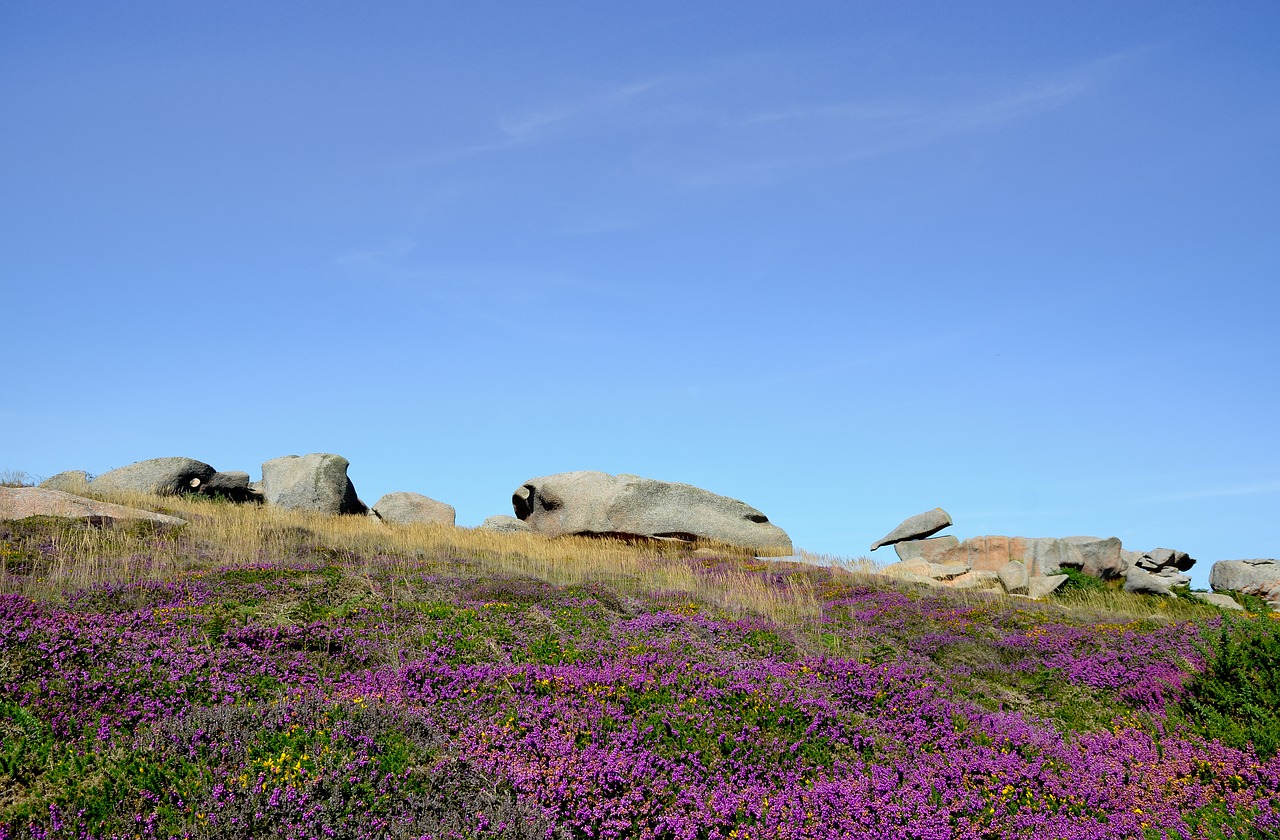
[893,536,960,562]
[870,508,952,551]
[372,492,456,526]
[951,569,1001,590]
[1192,592,1245,611]
[997,560,1029,595]
[203,472,263,503]
[39,470,92,495]
[477,515,532,533]
[0,486,187,527]
[1027,574,1069,599]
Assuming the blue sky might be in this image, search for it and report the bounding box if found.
[4,2,1278,586]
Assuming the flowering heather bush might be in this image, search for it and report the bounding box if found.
[1,512,1278,839]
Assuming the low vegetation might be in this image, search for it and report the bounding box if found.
[0,489,1277,839]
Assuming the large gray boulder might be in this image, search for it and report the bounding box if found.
[512,471,792,553]
[1063,536,1127,578]
[1209,559,1280,607]
[91,457,217,496]
[39,470,92,495]
[870,508,952,551]
[372,492,455,526]
[260,454,367,515]
[893,536,960,562]
[0,486,187,527]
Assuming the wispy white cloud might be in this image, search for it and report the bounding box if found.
[497,79,667,140]
[1133,480,1280,505]
[333,240,637,336]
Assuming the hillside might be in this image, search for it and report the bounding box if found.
[1,491,1278,839]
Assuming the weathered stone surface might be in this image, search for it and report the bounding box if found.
[880,559,933,578]
[1210,559,1280,606]
[512,471,791,552]
[997,560,1029,595]
[935,536,1114,578]
[951,569,1001,590]
[1136,548,1195,573]
[1192,592,1245,611]
[934,536,1027,572]
[1027,574,1068,599]
[1124,567,1176,597]
[202,472,263,503]
[477,515,532,533]
[0,486,186,526]
[91,458,217,496]
[870,508,952,551]
[372,492,456,526]
[893,536,960,562]
[260,454,367,515]
[927,562,971,581]
[39,470,92,494]
[1063,536,1126,579]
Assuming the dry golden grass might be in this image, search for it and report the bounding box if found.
[4,489,856,629]
[2,487,1248,628]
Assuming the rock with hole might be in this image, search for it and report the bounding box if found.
[91,458,217,496]
[512,471,791,553]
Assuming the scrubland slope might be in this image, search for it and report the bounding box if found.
[1,492,1278,839]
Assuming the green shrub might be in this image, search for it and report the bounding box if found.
[1181,618,1280,758]
[1054,566,1108,594]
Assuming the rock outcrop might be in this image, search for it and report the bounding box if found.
[0,486,187,527]
[869,503,1203,602]
[512,471,791,553]
[260,454,367,515]
[1209,559,1280,608]
[870,508,952,551]
[91,458,218,496]
[372,492,456,526]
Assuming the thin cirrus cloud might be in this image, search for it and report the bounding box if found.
[465,49,1140,193]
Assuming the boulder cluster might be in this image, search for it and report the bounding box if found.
[12,456,1277,609]
[870,507,1271,608]
[28,457,792,552]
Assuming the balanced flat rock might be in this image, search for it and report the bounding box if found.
[0,486,187,526]
[870,508,952,551]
